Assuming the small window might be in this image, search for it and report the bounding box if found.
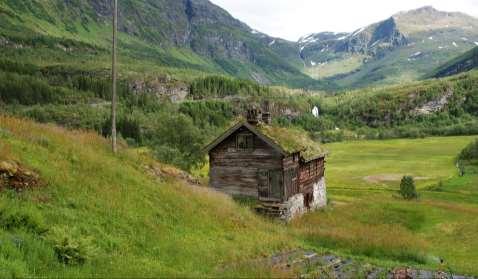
[237,134,254,151]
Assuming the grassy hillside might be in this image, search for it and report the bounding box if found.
[0,115,293,278]
[272,70,478,145]
[0,0,326,89]
[2,60,477,172]
[1,115,478,276]
[427,47,478,78]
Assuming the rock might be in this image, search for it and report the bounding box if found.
[0,161,18,175]
[0,161,41,191]
[129,77,189,103]
[413,89,454,115]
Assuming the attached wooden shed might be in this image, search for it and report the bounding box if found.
[205,112,327,220]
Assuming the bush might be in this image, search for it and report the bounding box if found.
[458,139,478,162]
[148,112,206,171]
[49,226,95,266]
[399,176,418,200]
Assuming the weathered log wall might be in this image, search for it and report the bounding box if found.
[299,158,325,187]
[209,127,283,197]
[282,154,299,200]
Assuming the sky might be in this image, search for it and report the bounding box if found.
[209,0,478,41]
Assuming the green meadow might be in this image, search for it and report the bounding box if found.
[1,115,477,277]
[324,136,476,190]
[294,136,478,275]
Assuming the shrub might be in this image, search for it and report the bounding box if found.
[399,176,418,200]
[148,112,206,171]
[49,227,95,266]
[458,139,478,162]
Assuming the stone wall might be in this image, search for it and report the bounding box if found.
[311,177,327,209]
[282,193,305,221]
[281,177,327,221]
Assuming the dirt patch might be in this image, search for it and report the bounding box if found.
[0,160,42,191]
[364,174,430,184]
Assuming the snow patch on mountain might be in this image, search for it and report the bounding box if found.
[351,27,365,37]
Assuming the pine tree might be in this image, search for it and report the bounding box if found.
[400,176,418,200]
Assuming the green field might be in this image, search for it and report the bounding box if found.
[324,136,476,189]
[293,136,478,275]
[1,115,477,277]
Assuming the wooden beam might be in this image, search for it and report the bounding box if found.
[111,0,118,154]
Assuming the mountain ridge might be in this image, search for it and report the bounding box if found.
[428,46,478,78]
[0,0,323,89]
[0,2,477,90]
[298,6,478,88]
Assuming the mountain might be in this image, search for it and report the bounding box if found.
[0,2,476,91]
[299,6,478,88]
[0,0,325,89]
[428,46,478,78]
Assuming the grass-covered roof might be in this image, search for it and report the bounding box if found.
[205,120,325,161]
[256,123,325,161]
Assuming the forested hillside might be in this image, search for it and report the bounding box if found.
[1,2,477,91]
[0,0,327,89]
[1,42,477,172]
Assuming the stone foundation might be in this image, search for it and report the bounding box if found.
[311,177,327,208]
[282,193,305,221]
[281,177,327,221]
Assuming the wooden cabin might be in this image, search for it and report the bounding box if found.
[205,109,326,220]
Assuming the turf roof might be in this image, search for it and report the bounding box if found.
[256,123,325,161]
[204,120,325,161]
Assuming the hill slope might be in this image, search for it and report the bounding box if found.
[0,115,292,278]
[299,6,478,88]
[1,2,475,90]
[428,46,478,78]
[0,0,323,89]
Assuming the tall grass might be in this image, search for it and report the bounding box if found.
[0,115,294,277]
[292,201,429,264]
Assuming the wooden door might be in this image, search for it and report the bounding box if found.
[257,170,269,198]
[258,169,282,200]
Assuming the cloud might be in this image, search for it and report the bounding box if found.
[210,0,478,41]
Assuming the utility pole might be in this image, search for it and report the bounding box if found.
[111,0,118,154]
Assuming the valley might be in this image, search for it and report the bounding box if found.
[1,116,477,277]
[0,0,478,277]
